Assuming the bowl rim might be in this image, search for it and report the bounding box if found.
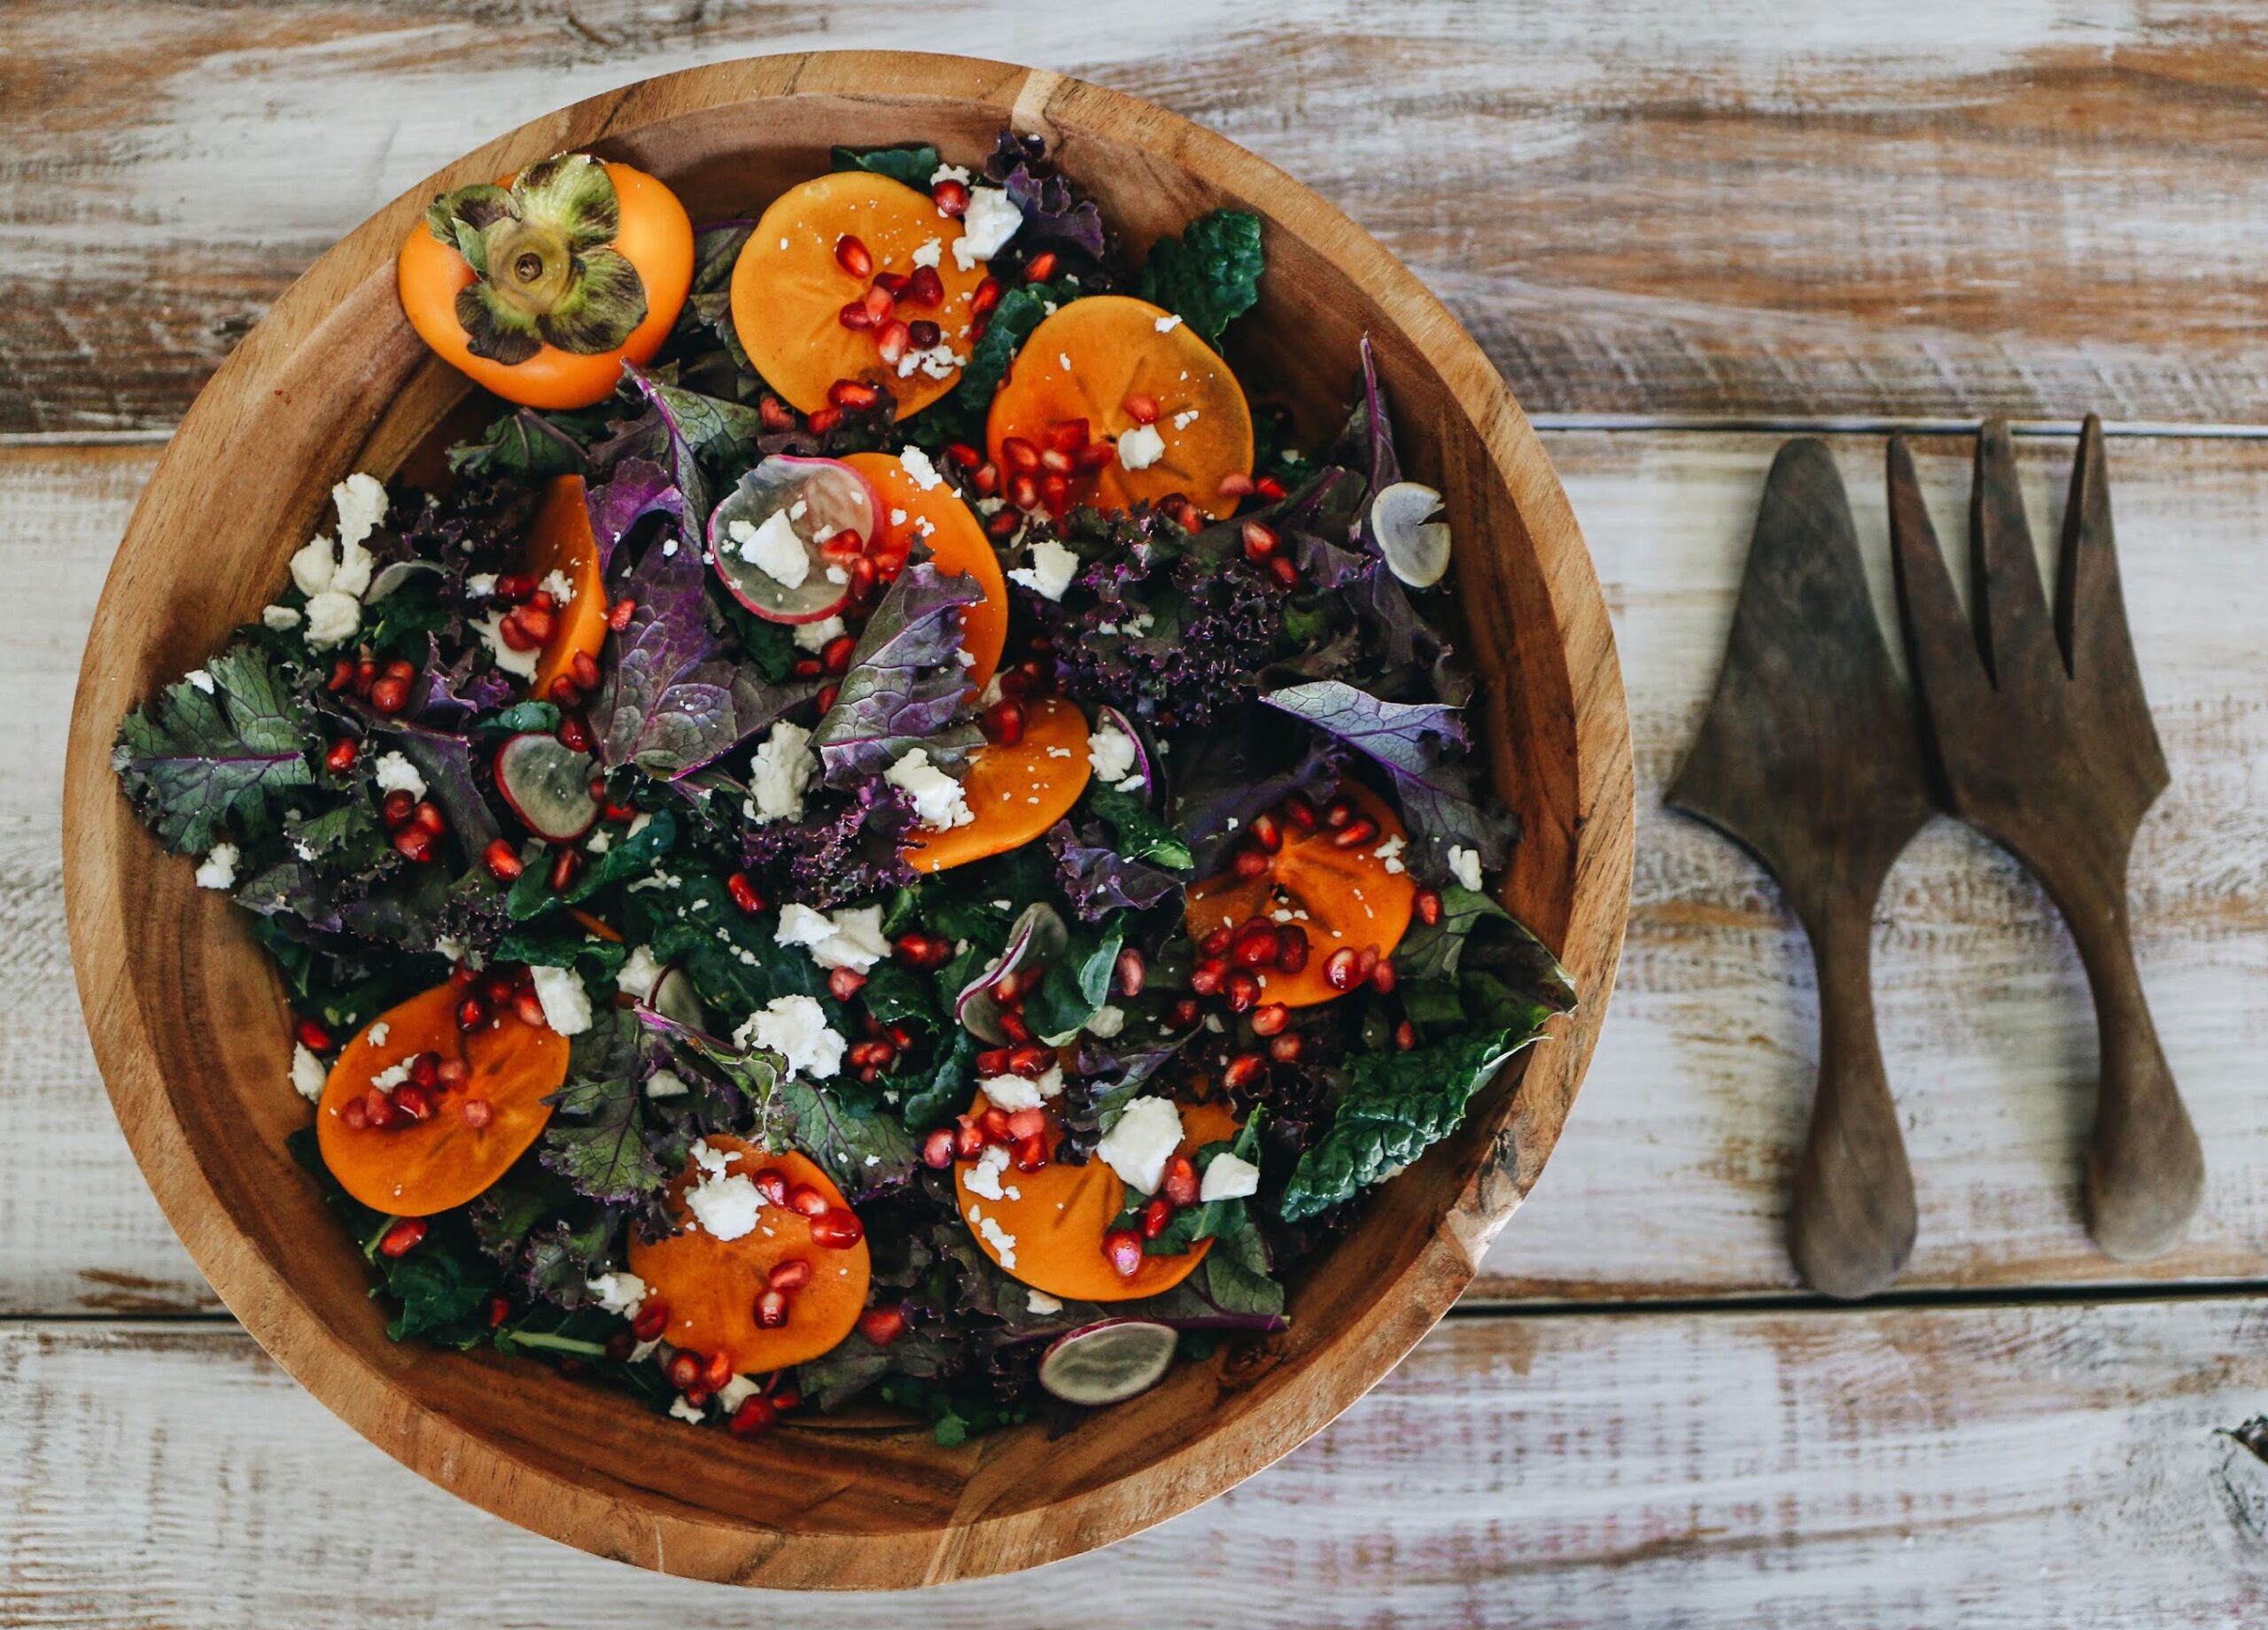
[60,49,1634,1587]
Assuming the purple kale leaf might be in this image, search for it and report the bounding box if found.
[983,130,1107,260]
[411,635,515,726]
[1169,708,1350,876]
[1335,334,1401,507]
[809,563,983,787]
[591,539,815,780]
[1048,819,1182,920]
[113,643,316,854]
[1261,679,1510,876]
[739,779,920,909]
[584,455,685,570]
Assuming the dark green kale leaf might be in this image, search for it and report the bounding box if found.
[641,868,829,1017]
[1135,209,1264,350]
[1084,784,1192,871]
[1197,1214,1285,1318]
[447,405,610,480]
[507,808,680,920]
[539,1013,666,1204]
[920,278,1082,445]
[659,1021,918,1198]
[831,144,942,189]
[113,644,315,853]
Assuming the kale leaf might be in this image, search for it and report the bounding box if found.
[1136,210,1264,350]
[832,144,941,190]
[113,644,315,853]
[810,563,984,785]
[539,1013,667,1204]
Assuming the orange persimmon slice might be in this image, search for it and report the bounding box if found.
[841,450,1007,687]
[986,295,1255,521]
[956,1098,1239,1303]
[732,172,989,417]
[902,695,1091,874]
[1184,783,1418,1007]
[628,1139,872,1372]
[315,984,571,1217]
[522,475,609,701]
[397,159,693,411]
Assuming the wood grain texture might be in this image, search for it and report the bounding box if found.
[6,428,2265,1312]
[10,2,2268,431]
[54,53,1630,1586]
[3,1305,2264,1627]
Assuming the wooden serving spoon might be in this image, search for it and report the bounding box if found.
[1669,440,1937,1300]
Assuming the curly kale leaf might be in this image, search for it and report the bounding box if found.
[1135,209,1264,350]
[539,1013,666,1204]
[832,143,941,189]
[113,644,315,853]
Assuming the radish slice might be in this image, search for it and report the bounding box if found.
[1369,481,1452,588]
[493,733,600,842]
[648,962,707,1031]
[1037,1319,1178,1406]
[956,902,1068,1044]
[709,455,879,624]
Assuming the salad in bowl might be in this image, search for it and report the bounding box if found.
[111,130,1573,1442]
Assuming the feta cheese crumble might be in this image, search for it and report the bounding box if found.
[951,187,1023,270]
[964,1144,1014,1200]
[736,993,845,1082]
[616,944,664,1000]
[1087,1005,1126,1039]
[886,748,974,830]
[194,842,239,890]
[1025,1289,1063,1315]
[971,1208,1019,1269]
[371,752,426,801]
[1007,534,1079,601]
[1200,1152,1262,1202]
[303,590,363,651]
[792,614,847,654]
[530,965,593,1036]
[289,1043,327,1102]
[645,1068,690,1099]
[668,1395,708,1425]
[775,902,892,973]
[910,236,944,268]
[1449,844,1485,893]
[183,668,215,695]
[978,1064,1062,1113]
[1374,834,1408,875]
[897,444,944,491]
[1116,423,1166,470]
[586,1272,646,1316]
[748,719,818,825]
[1154,313,1184,333]
[260,605,302,631]
[1097,1096,1184,1193]
[539,568,577,605]
[731,509,811,590]
[1086,721,1142,789]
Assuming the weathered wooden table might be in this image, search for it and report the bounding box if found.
[5,5,2264,1624]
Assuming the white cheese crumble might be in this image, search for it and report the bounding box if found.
[731,510,811,590]
[736,993,845,1081]
[748,718,818,826]
[668,1395,708,1425]
[1154,313,1184,333]
[977,1063,1063,1113]
[369,1060,412,1091]
[684,1140,764,1240]
[260,605,302,631]
[331,471,389,552]
[290,1043,327,1102]
[1116,423,1167,471]
[372,752,426,801]
[972,1208,1019,1269]
[931,161,973,186]
[539,568,577,605]
[898,343,961,380]
[1086,722,1141,789]
[715,1374,760,1412]
[1025,1289,1063,1315]
[1087,1005,1126,1039]
[194,843,239,890]
[911,236,944,268]
[897,445,944,492]
[474,610,540,679]
[1007,534,1079,601]
[793,614,847,654]
[1449,844,1485,893]
[775,902,892,973]
[369,1022,390,1047]
[1097,1096,1184,1194]
[951,187,1023,270]
[886,748,974,830]
[586,827,611,855]
[530,965,593,1036]
[645,1068,690,1099]
[1374,834,1408,875]
[616,944,664,1000]
[586,1271,646,1317]
[1200,1152,1262,1202]
[290,537,339,598]
[1172,408,1200,431]
[183,668,215,694]
[965,1144,1014,1200]
[465,572,498,599]
[302,590,362,650]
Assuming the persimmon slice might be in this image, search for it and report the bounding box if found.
[315,984,570,1217]
[1184,783,1418,1007]
[522,475,608,700]
[986,295,1255,521]
[842,450,1007,687]
[902,695,1091,874]
[628,1140,871,1372]
[955,1098,1240,1303]
[732,172,989,417]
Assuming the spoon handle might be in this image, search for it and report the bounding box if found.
[1788,901,1916,1300]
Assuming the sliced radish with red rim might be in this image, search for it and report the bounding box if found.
[493,733,600,842]
[955,902,1068,1045]
[709,455,879,625]
[1037,1318,1178,1406]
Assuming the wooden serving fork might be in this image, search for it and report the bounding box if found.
[1888,418,2203,1260]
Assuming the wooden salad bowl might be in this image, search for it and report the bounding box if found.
[59,52,1633,1587]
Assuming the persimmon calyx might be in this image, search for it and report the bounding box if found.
[424,154,648,363]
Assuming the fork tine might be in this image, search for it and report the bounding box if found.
[2056,414,2122,681]
[1969,420,2058,687]
[1888,437,1992,726]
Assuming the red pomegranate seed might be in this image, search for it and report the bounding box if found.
[377,1218,427,1258]
[1189,959,1226,997]
[548,847,578,892]
[905,265,944,307]
[726,872,765,914]
[1249,812,1283,852]
[324,737,358,772]
[369,674,410,714]
[728,1395,777,1437]
[1224,971,1260,1013]
[829,378,881,410]
[570,649,601,691]
[1277,924,1310,974]
[294,1017,331,1052]
[1233,921,1282,967]
[1008,1043,1053,1078]
[978,1106,1014,1144]
[1114,947,1146,997]
[1371,959,1399,994]
[631,1302,669,1341]
[411,801,444,836]
[1103,1228,1145,1278]
[1231,846,1270,880]
[1415,889,1443,926]
[556,713,592,753]
[482,838,524,881]
[1039,472,1070,513]
[816,682,840,712]
[835,234,873,277]
[361,1089,395,1129]
[1045,418,1089,454]
[1223,1052,1266,1091]
[326,656,354,692]
[1256,475,1288,500]
[452,1097,491,1133]
[607,596,637,632]
[455,995,486,1030]
[1269,1032,1305,1064]
[807,405,843,435]
[1140,1196,1173,1239]
[1241,520,1279,561]
[975,1046,1013,1076]
[340,1098,368,1129]
[666,1351,703,1390]
[514,990,547,1028]
[827,966,867,1003]
[931,177,969,217]
[547,675,583,710]
[353,654,378,695]
[1324,797,1355,829]
[1074,440,1116,471]
[922,1127,956,1168]
[408,1053,439,1091]
[1324,947,1363,991]
[753,1289,791,1330]
[952,1119,986,1160]
[1121,392,1161,425]
[436,1058,468,1091]
[509,605,554,646]
[381,788,416,828]
[971,276,1003,318]
[1355,944,1381,983]
[1250,1002,1289,1037]
[1332,817,1379,850]
[757,394,796,431]
[838,299,876,331]
[984,698,1027,747]
[1200,925,1234,958]
[1039,446,1074,475]
[998,1010,1033,1044]
[875,318,911,365]
[1169,997,1201,1028]
[392,827,436,864]
[1007,473,1040,511]
[1005,1107,1047,1142]
[1013,1133,1048,1172]
[1161,1155,1200,1208]
[1000,435,1041,471]
[906,318,941,349]
[1395,1020,1418,1051]
[1218,471,1257,500]
[819,634,856,674]
[810,1207,864,1249]
[1283,793,1319,831]
[1023,250,1059,283]
[703,1348,734,1392]
[944,441,983,470]
[786,1183,830,1218]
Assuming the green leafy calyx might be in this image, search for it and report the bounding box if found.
[425,153,646,362]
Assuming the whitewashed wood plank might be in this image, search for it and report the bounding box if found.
[2,1303,2264,1625]
[7,431,2264,1312]
[9,2,2268,429]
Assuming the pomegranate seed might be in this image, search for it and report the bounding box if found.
[1141,1197,1173,1239]
[408,1052,439,1091]
[1269,1032,1305,1064]
[726,872,765,914]
[810,1207,864,1249]
[1415,889,1444,926]
[907,318,941,349]
[548,847,578,892]
[703,1348,734,1391]
[547,675,583,710]
[1231,846,1270,880]
[1283,794,1319,831]
[787,1184,829,1218]
[608,596,637,632]
[806,405,843,434]
[570,649,601,691]
[556,713,592,753]
[381,788,416,828]
[1395,1020,1418,1051]
[1114,947,1146,997]
[340,1096,369,1130]
[1200,925,1234,958]
[931,178,969,217]
[1045,418,1089,453]
[1249,812,1283,852]
[1269,556,1300,589]
[953,1119,986,1160]
[1250,1002,1289,1037]
[483,838,524,881]
[436,1058,468,1091]
[1355,944,1381,983]
[1006,473,1041,511]
[1161,1155,1200,1208]
[1008,1043,1053,1077]
[971,277,1003,318]
[514,990,547,1028]
[1277,924,1310,974]
[816,682,840,712]
[1103,1228,1145,1278]
[975,1046,1013,1076]
[378,1218,427,1257]
[838,299,877,331]
[294,1017,331,1052]
[1233,922,1282,967]
[1121,392,1161,425]
[1241,520,1279,561]
[875,318,911,365]
[1224,971,1260,1013]
[905,265,944,307]
[1006,1107,1047,1142]
[820,634,856,674]
[1371,959,1399,994]
[1218,471,1257,500]
[453,1096,492,1132]
[1324,797,1356,829]
[1074,440,1116,471]
[324,737,358,772]
[490,1296,514,1331]
[922,1127,957,1168]
[1039,472,1070,512]
[666,1351,703,1391]
[527,591,555,615]
[1256,475,1288,500]
[728,1395,777,1437]
[411,801,444,836]
[1189,959,1227,997]
[835,234,873,277]
[828,966,868,1002]
[513,604,555,645]
[1332,817,1379,850]
[391,827,436,864]
[757,394,796,431]
[1169,997,1201,1028]
[455,995,486,1030]
[1223,1052,1266,1091]
[326,657,354,692]
[631,1302,669,1341]
[998,1015,1034,1052]
[754,1289,791,1330]
[858,1305,907,1347]
[978,1106,1014,1144]
[1324,947,1363,991]
[1023,250,1058,283]
[1000,436,1041,471]
[829,378,881,410]
[944,441,983,470]
[985,698,1026,746]
[495,574,535,602]
[1013,1133,1048,1172]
